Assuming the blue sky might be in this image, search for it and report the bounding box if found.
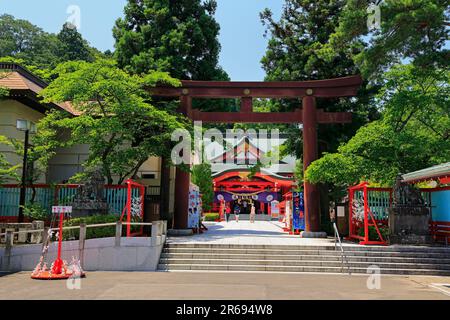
[0,0,282,80]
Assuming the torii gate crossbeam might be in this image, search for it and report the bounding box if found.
[152,75,362,237]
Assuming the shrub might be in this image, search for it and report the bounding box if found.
[358,225,390,242]
[203,213,219,221]
[62,214,141,240]
[23,203,49,222]
[63,215,118,240]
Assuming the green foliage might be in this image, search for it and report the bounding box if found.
[22,203,49,221]
[203,213,219,221]
[38,59,188,184]
[0,15,104,77]
[114,0,236,113]
[0,70,9,98]
[56,23,95,63]
[358,225,390,242]
[318,0,449,79]
[306,65,450,187]
[260,0,378,157]
[113,0,228,81]
[0,135,19,183]
[0,14,60,70]
[63,215,119,240]
[191,163,214,211]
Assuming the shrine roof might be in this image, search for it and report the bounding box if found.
[0,63,78,115]
[402,162,450,184]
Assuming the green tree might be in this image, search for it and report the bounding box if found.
[113,0,228,81]
[0,14,59,70]
[318,0,449,79]
[0,135,19,183]
[306,65,450,186]
[56,23,96,63]
[260,0,378,157]
[191,163,214,211]
[0,70,9,98]
[39,59,189,184]
[0,15,104,74]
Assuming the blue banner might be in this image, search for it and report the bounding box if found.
[292,192,305,230]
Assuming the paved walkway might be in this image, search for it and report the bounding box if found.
[169,221,343,246]
[0,271,449,300]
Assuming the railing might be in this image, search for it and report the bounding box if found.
[0,220,167,271]
[333,222,351,275]
[0,183,144,218]
[430,221,450,245]
[145,186,161,197]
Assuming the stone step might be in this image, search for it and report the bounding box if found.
[160,252,450,264]
[159,258,450,270]
[163,248,450,259]
[165,243,450,253]
[157,264,450,276]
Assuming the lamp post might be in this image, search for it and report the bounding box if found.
[16,120,36,223]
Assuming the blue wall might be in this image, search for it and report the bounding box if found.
[431,190,450,222]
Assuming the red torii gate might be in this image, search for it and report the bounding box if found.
[152,75,362,236]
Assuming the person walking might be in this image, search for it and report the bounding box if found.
[234,204,240,223]
[225,204,231,222]
[250,203,256,223]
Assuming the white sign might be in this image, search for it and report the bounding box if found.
[52,206,73,213]
[337,206,345,217]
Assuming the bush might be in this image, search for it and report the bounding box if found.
[63,215,118,240]
[62,214,141,240]
[203,213,219,221]
[358,225,390,242]
[22,203,49,221]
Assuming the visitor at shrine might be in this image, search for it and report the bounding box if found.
[234,204,240,222]
[250,204,256,223]
[225,205,231,222]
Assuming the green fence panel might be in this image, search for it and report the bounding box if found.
[0,187,20,217]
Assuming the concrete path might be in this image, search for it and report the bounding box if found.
[0,271,449,300]
[169,221,338,246]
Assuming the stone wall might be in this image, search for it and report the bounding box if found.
[0,222,167,272]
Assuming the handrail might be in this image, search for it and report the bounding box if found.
[333,222,351,275]
[0,222,153,237]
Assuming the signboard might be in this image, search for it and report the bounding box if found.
[292,192,305,230]
[271,200,280,219]
[188,184,201,229]
[52,206,72,213]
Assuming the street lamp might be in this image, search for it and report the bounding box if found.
[16,119,36,223]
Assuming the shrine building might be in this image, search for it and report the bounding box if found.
[207,135,295,218]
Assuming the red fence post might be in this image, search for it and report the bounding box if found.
[363,184,369,244]
[126,180,132,237]
[348,187,352,239]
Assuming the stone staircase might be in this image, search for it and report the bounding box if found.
[158,243,450,276]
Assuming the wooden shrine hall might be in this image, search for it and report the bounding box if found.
[152,75,362,237]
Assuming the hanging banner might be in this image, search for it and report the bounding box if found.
[270,200,280,219]
[188,184,201,229]
[292,192,305,230]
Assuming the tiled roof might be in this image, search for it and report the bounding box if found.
[0,63,77,115]
[402,163,450,183]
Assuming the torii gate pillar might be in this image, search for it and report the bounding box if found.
[302,94,321,235]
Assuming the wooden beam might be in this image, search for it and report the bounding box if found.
[150,75,363,99]
[191,109,303,123]
[191,109,352,124]
[317,110,352,124]
[241,97,253,112]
